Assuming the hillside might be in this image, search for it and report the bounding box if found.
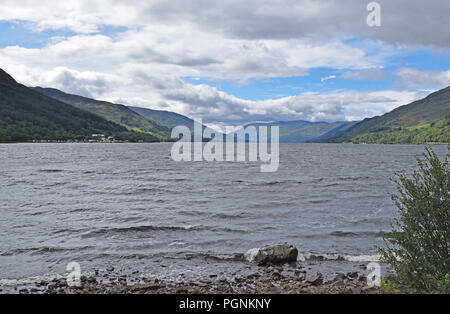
[244,120,355,143]
[128,106,196,131]
[33,87,172,139]
[0,69,159,143]
[347,115,450,144]
[321,87,450,144]
[129,106,219,140]
[127,110,353,142]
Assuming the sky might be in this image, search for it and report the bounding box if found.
[0,0,449,126]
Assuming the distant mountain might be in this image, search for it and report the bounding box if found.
[244,120,356,142]
[0,69,158,143]
[129,106,195,131]
[320,87,450,144]
[129,106,218,140]
[33,87,172,139]
[128,107,353,142]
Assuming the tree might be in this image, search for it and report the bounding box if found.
[379,146,449,292]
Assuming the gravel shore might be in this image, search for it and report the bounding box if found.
[10,265,377,294]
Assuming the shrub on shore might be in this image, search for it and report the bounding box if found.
[379,146,449,293]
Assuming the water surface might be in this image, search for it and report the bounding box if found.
[0,143,445,281]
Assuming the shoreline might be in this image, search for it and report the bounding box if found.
[1,260,385,294]
[5,269,375,295]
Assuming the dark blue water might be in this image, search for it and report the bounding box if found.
[0,143,446,283]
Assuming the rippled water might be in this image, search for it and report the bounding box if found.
[0,143,446,281]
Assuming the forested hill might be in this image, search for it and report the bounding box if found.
[319,86,450,144]
[0,69,159,143]
[34,87,172,139]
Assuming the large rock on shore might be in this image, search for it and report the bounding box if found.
[245,243,298,265]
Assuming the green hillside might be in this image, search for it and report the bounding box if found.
[321,86,450,144]
[349,115,450,144]
[0,69,159,143]
[128,106,196,131]
[34,87,172,139]
[129,106,220,141]
[244,120,355,142]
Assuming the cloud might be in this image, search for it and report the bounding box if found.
[0,25,378,82]
[321,75,336,83]
[1,0,449,46]
[95,70,425,124]
[395,68,450,89]
[2,1,445,84]
[145,0,450,47]
[39,67,121,97]
[341,67,386,80]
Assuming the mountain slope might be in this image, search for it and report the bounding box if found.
[348,115,450,144]
[0,69,158,143]
[321,87,450,144]
[129,106,220,141]
[128,106,196,131]
[33,87,172,139]
[244,120,355,143]
[127,110,353,142]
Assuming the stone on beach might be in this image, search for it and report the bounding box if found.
[245,243,298,265]
[129,283,161,292]
[307,273,323,286]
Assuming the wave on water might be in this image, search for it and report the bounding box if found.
[297,252,380,263]
[251,180,303,186]
[303,230,383,239]
[37,169,65,173]
[239,247,380,263]
[80,224,250,238]
[81,224,203,237]
[0,273,65,287]
[0,245,93,256]
[328,231,383,237]
[211,212,245,219]
[160,250,381,264]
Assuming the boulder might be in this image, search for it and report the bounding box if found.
[307,273,323,286]
[347,271,359,280]
[296,271,306,281]
[245,243,298,265]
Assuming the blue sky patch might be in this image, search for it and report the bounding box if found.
[0,20,128,49]
[0,20,76,48]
